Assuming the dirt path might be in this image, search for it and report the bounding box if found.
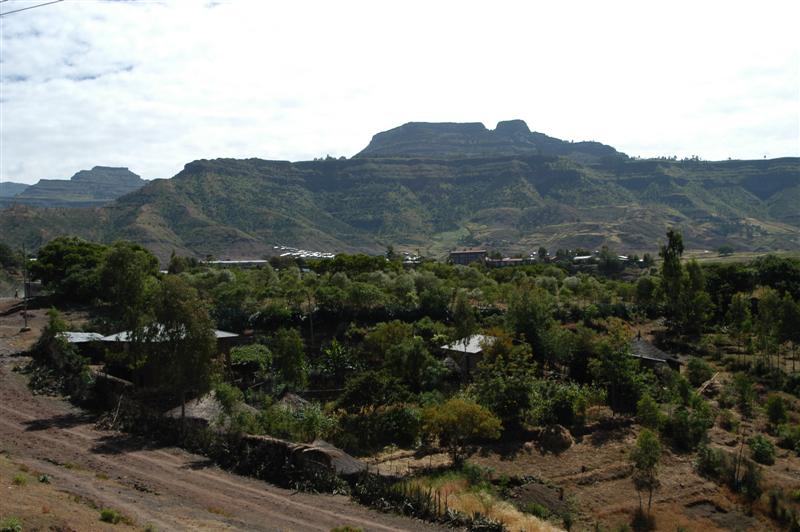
[0,306,442,531]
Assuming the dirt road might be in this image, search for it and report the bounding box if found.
[0,302,441,531]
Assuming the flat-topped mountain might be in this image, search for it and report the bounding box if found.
[4,166,146,208]
[0,122,798,260]
[356,120,624,164]
[0,181,29,198]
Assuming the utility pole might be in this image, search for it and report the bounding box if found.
[21,244,30,332]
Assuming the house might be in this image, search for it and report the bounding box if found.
[629,339,682,371]
[449,248,487,265]
[440,334,497,378]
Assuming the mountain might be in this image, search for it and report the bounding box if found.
[0,122,798,261]
[1,166,146,208]
[0,181,29,198]
[356,120,624,164]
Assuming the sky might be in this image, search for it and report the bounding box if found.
[1,0,798,184]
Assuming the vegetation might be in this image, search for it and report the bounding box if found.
[12,227,800,531]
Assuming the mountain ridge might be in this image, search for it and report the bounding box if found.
[0,122,798,260]
[2,166,146,208]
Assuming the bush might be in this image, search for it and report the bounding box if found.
[776,424,800,454]
[766,394,788,426]
[662,401,714,452]
[718,409,739,432]
[731,373,756,418]
[335,404,420,454]
[0,517,23,532]
[687,357,713,387]
[11,474,26,487]
[749,435,776,465]
[636,394,663,429]
[100,508,122,524]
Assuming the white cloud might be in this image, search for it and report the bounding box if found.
[1,0,798,184]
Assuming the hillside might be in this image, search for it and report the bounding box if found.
[1,166,146,208]
[0,122,798,261]
[0,181,29,198]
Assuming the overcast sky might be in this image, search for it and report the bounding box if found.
[1,0,798,184]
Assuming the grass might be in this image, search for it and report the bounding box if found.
[401,467,561,532]
[100,508,122,524]
[207,506,231,517]
[11,474,27,487]
[0,516,23,532]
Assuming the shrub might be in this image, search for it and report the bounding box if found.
[765,394,788,426]
[687,357,713,387]
[776,424,800,454]
[99,508,122,524]
[331,527,363,532]
[335,404,420,454]
[718,409,739,432]
[11,474,26,487]
[749,435,775,465]
[662,401,714,451]
[0,517,23,532]
[731,373,756,417]
[636,394,663,429]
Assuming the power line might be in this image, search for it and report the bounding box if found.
[0,0,64,17]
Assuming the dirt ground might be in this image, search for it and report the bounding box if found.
[0,299,444,532]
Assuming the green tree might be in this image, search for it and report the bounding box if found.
[450,289,476,342]
[765,394,787,426]
[145,276,217,424]
[589,319,645,414]
[269,328,308,390]
[421,397,501,464]
[630,429,661,516]
[99,241,159,328]
[636,394,663,429]
[30,236,108,302]
[727,293,752,362]
[659,229,684,331]
[778,294,800,373]
[472,334,537,431]
[680,260,713,334]
[686,357,713,387]
[507,283,554,354]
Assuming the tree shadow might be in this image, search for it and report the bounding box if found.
[90,432,167,456]
[23,412,96,431]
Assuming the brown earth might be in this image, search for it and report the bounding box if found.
[0,299,444,532]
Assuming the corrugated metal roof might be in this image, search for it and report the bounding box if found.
[441,334,497,354]
[59,332,105,344]
[102,325,238,342]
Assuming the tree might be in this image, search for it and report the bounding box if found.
[269,328,308,390]
[421,397,501,464]
[589,319,645,414]
[598,246,623,276]
[145,276,217,424]
[450,289,476,342]
[727,293,752,362]
[30,236,107,302]
[472,334,537,431]
[718,244,735,256]
[507,283,554,354]
[680,260,713,334]
[765,394,787,426]
[99,241,159,329]
[538,247,548,262]
[636,394,662,429]
[659,229,684,330]
[778,294,800,373]
[630,429,661,517]
[686,357,713,387]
